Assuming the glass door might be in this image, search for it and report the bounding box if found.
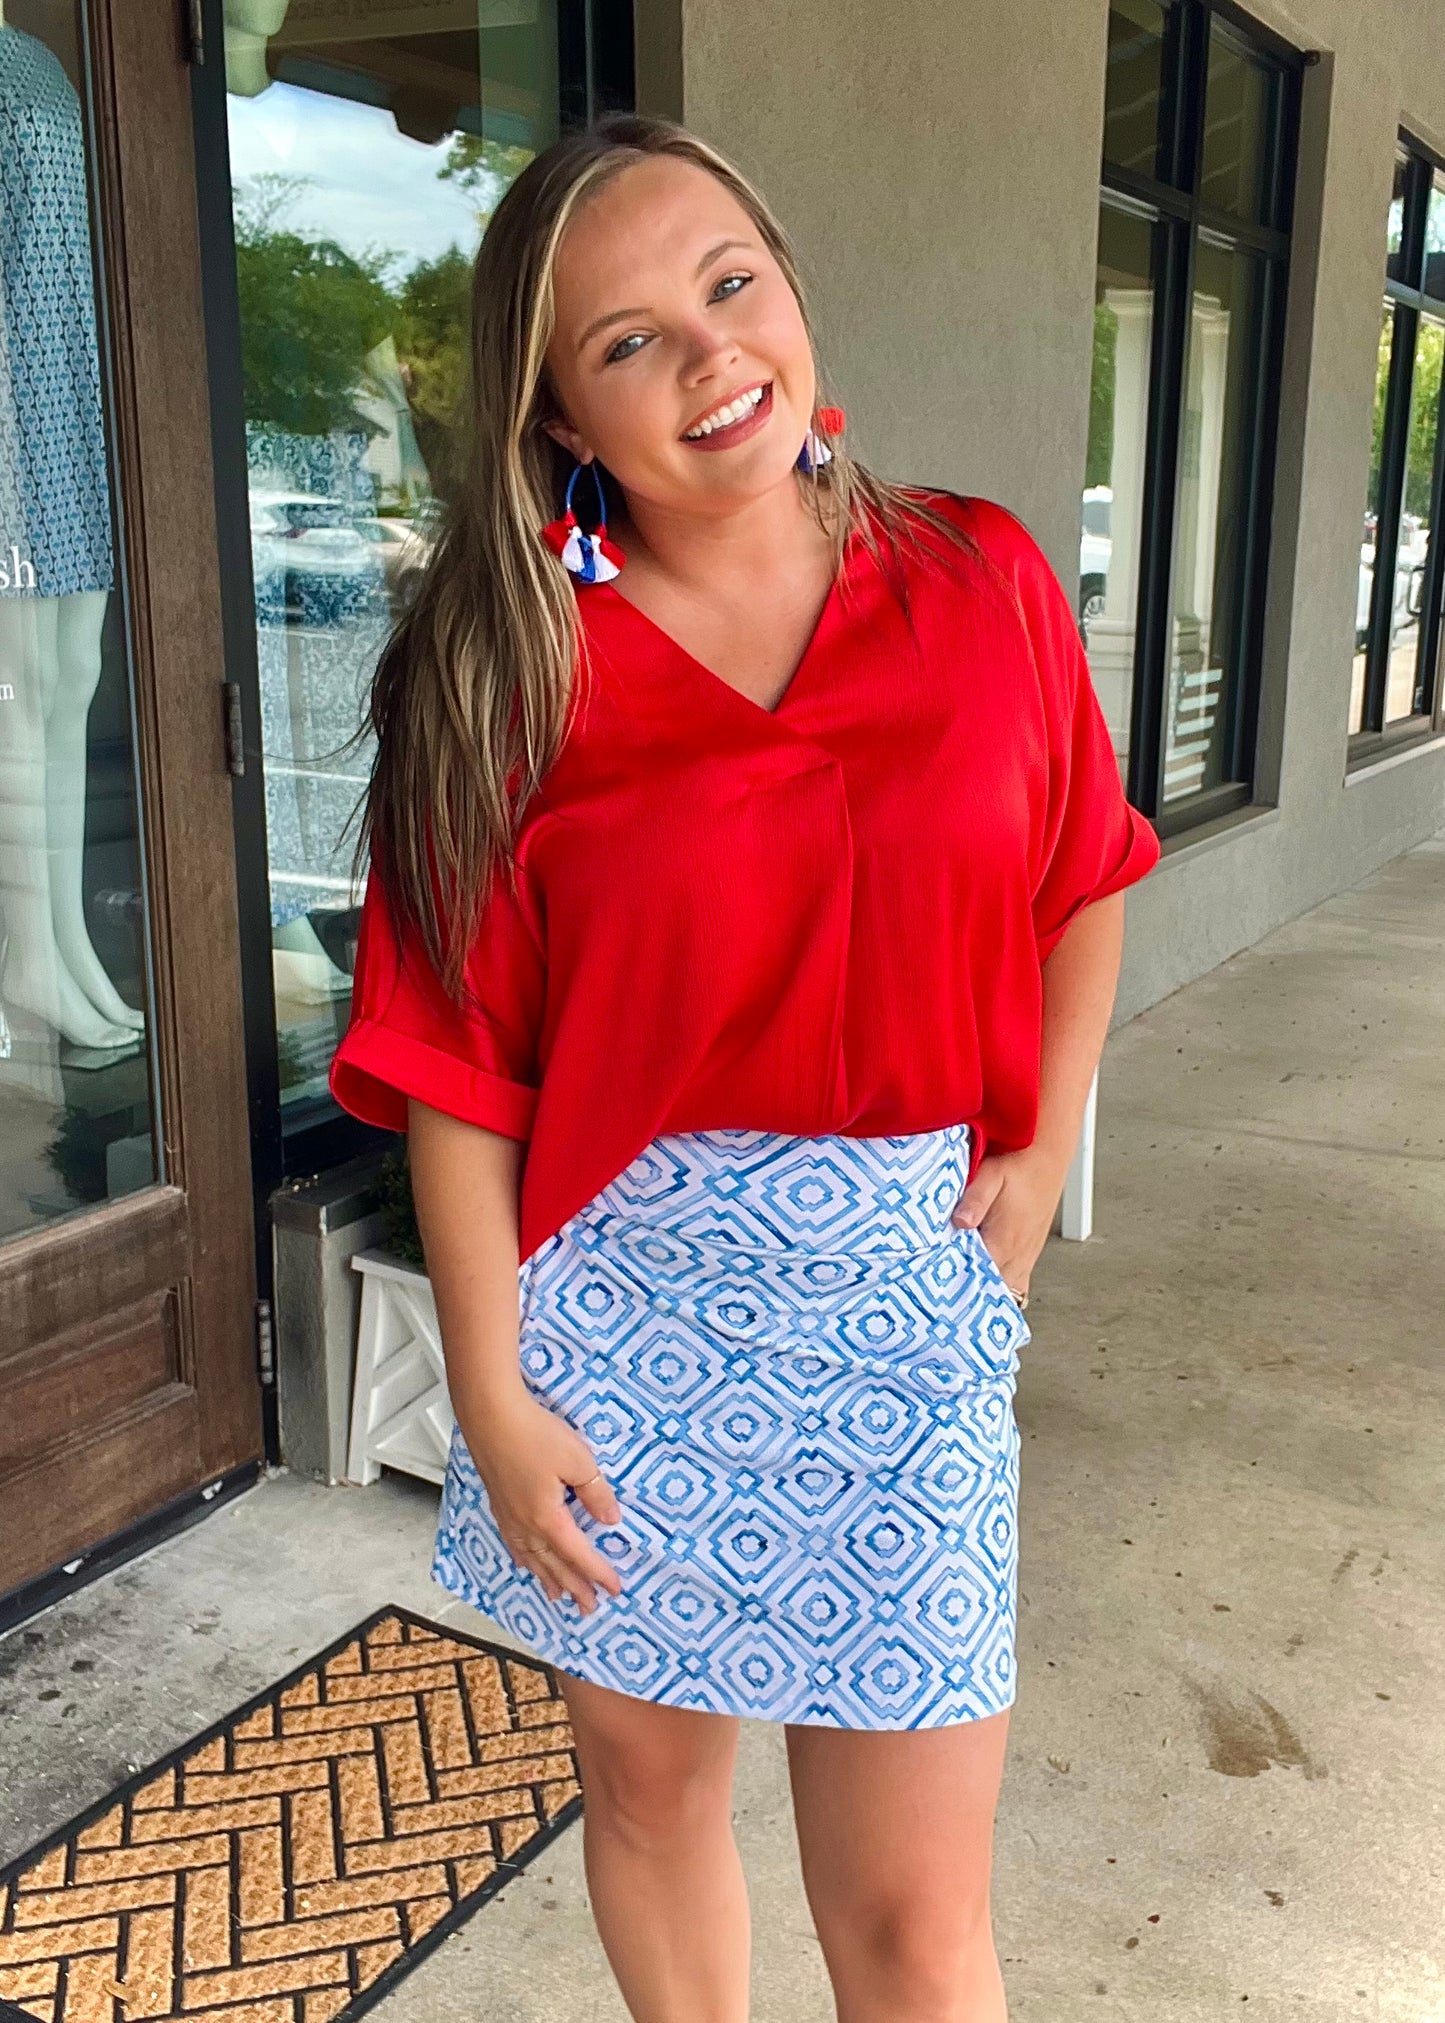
[0,7,152,1220]
[0,0,263,1609]
[206,0,630,1178]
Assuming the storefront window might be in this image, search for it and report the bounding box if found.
[1350,136,1445,751]
[1350,305,1396,734]
[1082,202,1156,782]
[1199,19,1279,227]
[0,9,156,1241]
[1385,150,1409,286]
[1102,0,1168,185]
[1383,314,1442,722]
[223,2,566,1134]
[1428,167,1445,299]
[1088,0,1299,831]
[1164,242,1268,803]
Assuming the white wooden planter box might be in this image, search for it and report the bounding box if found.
[346,1249,454,1486]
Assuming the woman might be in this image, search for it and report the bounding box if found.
[330,113,1159,2023]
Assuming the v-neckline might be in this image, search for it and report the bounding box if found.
[590,524,863,724]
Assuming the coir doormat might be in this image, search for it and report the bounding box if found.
[0,1606,583,2023]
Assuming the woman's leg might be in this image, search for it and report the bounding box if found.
[556,1668,751,2023]
[786,1708,1012,2023]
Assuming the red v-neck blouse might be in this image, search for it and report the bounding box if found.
[330,491,1161,1264]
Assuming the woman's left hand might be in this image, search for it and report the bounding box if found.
[949,1146,1068,1305]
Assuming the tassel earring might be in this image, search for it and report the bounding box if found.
[541,459,625,584]
[797,404,846,474]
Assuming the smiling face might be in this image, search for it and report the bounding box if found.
[541,154,817,522]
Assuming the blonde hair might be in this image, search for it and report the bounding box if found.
[351,114,976,1008]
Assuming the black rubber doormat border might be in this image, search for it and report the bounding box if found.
[0,1605,583,2023]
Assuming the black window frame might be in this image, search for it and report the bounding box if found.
[1095,0,1304,840]
[1348,132,1445,764]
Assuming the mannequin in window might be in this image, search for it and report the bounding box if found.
[223,0,292,98]
[0,8,142,1050]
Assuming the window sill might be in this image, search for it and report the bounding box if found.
[1155,799,1281,866]
[1344,729,1445,785]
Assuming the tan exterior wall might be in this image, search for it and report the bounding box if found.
[640,0,1445,1018]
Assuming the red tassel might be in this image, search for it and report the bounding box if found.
[540,510,577,557]
[597,534,627,571]
[816,405,846,436]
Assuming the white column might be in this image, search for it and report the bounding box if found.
[1059,1066,1099,1243]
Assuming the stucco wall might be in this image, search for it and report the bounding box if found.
[643,0,1445,1020]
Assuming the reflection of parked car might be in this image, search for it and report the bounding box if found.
[1079,485,1112,622]
[354,515,432,609]
[249,488,386,628]
[1355,509,1428,651]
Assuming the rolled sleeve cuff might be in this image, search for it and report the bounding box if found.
[1034,808,1161,964]
[328,1017,539,1140]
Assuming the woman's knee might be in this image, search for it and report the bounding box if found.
[561,1675,739,1846]
[823,1892,996,2019]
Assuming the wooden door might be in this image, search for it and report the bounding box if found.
[0,0,262,1599]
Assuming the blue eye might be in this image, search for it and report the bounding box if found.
[601,273,752,364]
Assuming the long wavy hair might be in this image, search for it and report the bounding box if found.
[349,113,978,1009]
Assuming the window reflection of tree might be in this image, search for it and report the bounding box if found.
[222,0,560,1081]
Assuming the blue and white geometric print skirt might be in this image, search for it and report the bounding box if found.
[432,1122,1029,1730]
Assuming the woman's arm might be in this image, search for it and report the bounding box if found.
[1031,889,1125,1183]
[950,891,1126,1296]
[407,1097,624,1609]
[407,1100,530,1413]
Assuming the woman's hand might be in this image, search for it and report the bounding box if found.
[458,1383,626,1614]
[951,892,1128,1304]
[404,1104,623,1614]
[949,1144,1070,1305]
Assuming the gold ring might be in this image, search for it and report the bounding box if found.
[1008,1287,1030,1310]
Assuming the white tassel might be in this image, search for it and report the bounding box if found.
[798,429,833,473]
[559,525,622,584]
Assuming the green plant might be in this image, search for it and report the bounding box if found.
[375,1144,426,1269]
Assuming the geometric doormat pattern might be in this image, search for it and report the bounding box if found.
[0,1607,583,2023]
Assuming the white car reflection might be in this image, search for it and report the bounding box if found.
[1080,485,1112,624]
[249,487,386,627]
[353,514,432,610]
[1355,510,1427,652]
[1079,486,1430,655]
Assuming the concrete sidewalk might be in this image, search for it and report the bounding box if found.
[3,833,1442,2019]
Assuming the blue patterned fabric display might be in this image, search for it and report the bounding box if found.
[0,27,114,599]
[435,1123,1029,1729]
